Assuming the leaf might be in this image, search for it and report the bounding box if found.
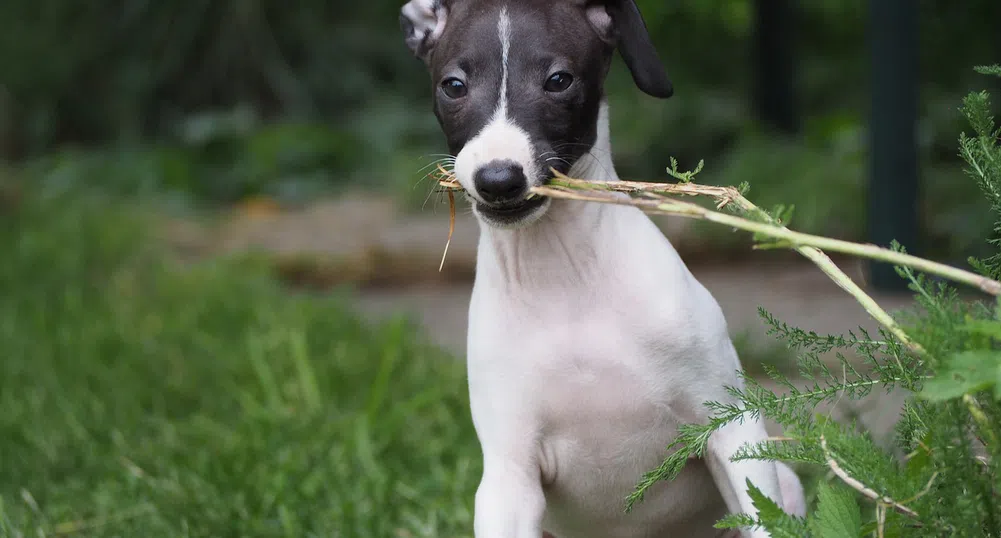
[957,319,1001,340]
[714,513,757,530]
[903,432,933,483]
[920,351,1001,401]
[665,156,704,183]
[860,520,904,538]
[746,479,787,522]
[808,482,862,538]
[974,64,1001,77]
[737,479,809,538]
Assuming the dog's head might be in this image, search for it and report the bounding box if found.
[401,0,672,228]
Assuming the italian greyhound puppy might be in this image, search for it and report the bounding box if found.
[400,1,806,536]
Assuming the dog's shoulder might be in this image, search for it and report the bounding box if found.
[601,206,740,367]
[604,206,728,320]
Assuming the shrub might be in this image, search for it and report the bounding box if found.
[630,65,1001,537]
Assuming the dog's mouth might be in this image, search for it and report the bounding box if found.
[475,193,549,225]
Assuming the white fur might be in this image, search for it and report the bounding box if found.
[453,117,539,203]
[466,103,805,538]
[497,7,512,115]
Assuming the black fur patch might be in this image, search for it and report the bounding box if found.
[405,0,671,179]
[431,1,612,176]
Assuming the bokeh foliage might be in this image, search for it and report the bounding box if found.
[1,0,999,247]
[0,180,481,536]
[2,0,997,149]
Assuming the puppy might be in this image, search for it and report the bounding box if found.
[400,1,807,536]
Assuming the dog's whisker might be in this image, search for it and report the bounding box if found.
[413,157,458,192]
[413,169,442,188]
[412,158,456,179]
[553,141,610,155]
[579,148,616,180]
[422,182,447,211]
[420,153,457,161]
[432,183,452,215]
[416,157,456,174]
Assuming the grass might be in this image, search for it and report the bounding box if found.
[0,182,481,537]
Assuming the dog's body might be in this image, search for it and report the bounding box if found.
[469,112,751,537]
[400,1,805,536]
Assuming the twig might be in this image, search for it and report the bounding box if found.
[439,171,1001,356]
[900,472,939,505]
[877,504,887,538]
[541,174,1000,297]
[439,189,456,272]
[820,435,919,518]
[531,182,926,352]
[963,393,1000,448]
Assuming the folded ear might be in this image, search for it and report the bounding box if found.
[400,0,449,63]
[586,0,673,98]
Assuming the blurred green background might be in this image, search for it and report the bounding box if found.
[1,0,999,255]
[1,1,1001,536]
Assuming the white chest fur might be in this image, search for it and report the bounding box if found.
[466,205,738,537]
[463,105,754,538]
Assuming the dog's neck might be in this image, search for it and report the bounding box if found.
[563,101,619,184]
[475,101,624,291]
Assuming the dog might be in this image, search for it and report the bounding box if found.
[399,1,807,536]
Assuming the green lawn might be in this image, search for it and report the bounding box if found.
[0,184,480,537]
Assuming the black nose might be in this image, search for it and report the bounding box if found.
[474,161,527,204]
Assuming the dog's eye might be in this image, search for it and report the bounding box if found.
[441,78,468,99]
[544,72,574,93]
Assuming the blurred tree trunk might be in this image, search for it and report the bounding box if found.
[751,0,799,135]
[867,0,919,291]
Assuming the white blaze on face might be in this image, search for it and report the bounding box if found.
[453,6,538,202]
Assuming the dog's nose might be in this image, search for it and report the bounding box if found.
[474,161,527,204]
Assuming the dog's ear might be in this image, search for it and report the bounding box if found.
[585,0,673,99]
[400,0,449,64]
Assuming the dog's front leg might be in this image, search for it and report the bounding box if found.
[474,460,546,538]
[704,417,783,538]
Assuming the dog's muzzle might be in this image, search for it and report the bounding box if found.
[472,159,549,225]
[474,160,528,204]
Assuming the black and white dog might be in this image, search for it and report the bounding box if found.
[400,1,806,536]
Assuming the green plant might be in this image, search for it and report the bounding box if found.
[0,180,481,536]
[626,65,1001,537]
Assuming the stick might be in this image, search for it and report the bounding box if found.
[538,174,1000,297]
[436,172,1001,355]
[820,435,919,518]
[439,189,455,272]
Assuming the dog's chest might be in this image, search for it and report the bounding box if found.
[525,312,689,426]
[466,290,725,535]
[466,282,706,453]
